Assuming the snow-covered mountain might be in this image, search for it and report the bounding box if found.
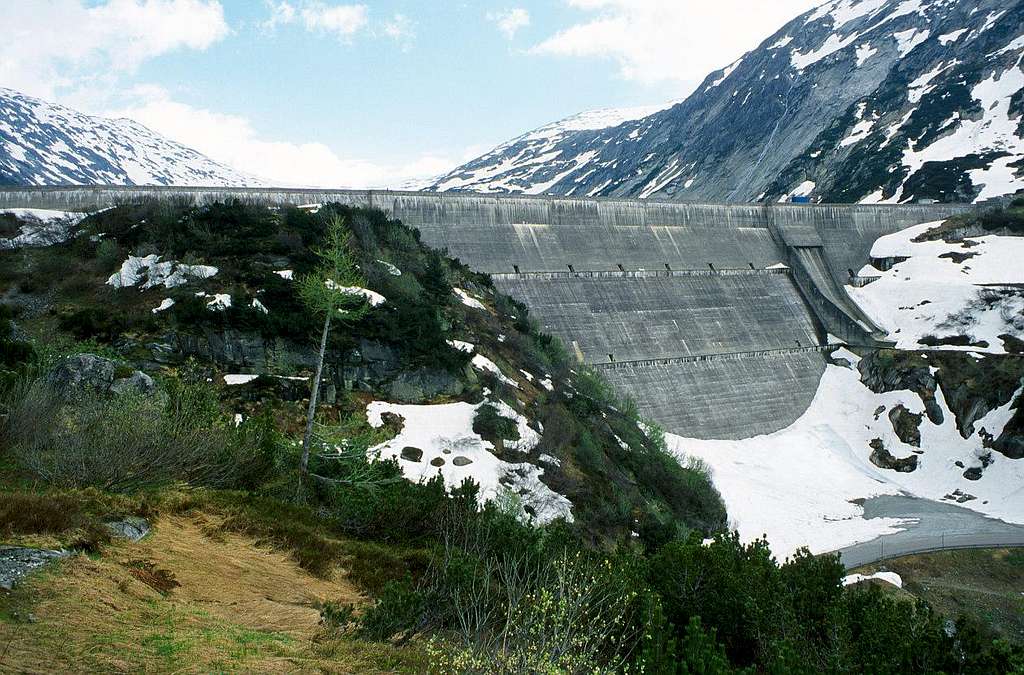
[427,103,676,194]
[428,0,1024,204]
[0,88,259,187]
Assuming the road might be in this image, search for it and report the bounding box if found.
[836,495,1024,569]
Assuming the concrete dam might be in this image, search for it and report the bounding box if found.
[0,186,973,439]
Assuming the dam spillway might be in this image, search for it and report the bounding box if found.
[0,186,974,439]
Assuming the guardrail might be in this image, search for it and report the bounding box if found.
[490,267,790,281]
[838,532,1024,569]
[591,345,837,370]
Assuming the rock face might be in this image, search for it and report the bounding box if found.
[46,354,155,397]
[889,405,923,447]
[0,547,69,590]
[869,438,919,472]
[858,351,944,424]
[430,0,1023,204]
[0,87,258,187]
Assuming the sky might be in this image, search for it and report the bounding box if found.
[0,0,822,187]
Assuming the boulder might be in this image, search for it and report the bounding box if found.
[0,547,70,590]
[47,354,156,399]
[47,353,115,392]
[104,516,151,542]
[868,439,918,473]
[888,405,923,447]
[110,371,157,397]
[400,446,423,462]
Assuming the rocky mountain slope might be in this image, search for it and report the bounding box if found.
[0,200,725,543]
[0,88,259,187]
[429,0,1024,204]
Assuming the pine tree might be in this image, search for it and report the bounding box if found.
[297,216,373,478]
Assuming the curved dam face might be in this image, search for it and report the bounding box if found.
[0,186,974,439]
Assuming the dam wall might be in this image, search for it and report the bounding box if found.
[0,187,975,439]
[492,270,820,364]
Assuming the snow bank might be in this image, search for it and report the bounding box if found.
[107,255,218,290]
[668,359,1024,560]
[206,294,231,311]
[842,571,903,588]
[366,400,571,524]
[847,221,1024,353]
[224,374,259,385]
[0,209,86,249]
[324,280,386,307]
[151,298,175,314]
[472,354,520,389]
[454,288,486,310]
[447,339,475,353]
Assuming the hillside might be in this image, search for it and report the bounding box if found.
[429,0,1024,204]
[2,201,1023,671]
[0,199,725,544]
[0,88,259,187]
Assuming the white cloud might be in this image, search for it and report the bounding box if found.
[301,2,368,39]
[532,0,820,91]
[109,87,459,188]
[488,8,531,40]
[382,13,416,50]
[261,1,368,41]
[0,0,229,100]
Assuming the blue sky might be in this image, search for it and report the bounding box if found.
[1,1,820,186]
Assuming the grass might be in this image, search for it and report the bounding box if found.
[0,503,430,673]
[853,548,1024,642]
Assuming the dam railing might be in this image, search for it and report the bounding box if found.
[591,345,838,371]
[491,267,791,281]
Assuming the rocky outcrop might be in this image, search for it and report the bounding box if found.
[46,354,155,398]
[869,438,918,473]
[888,405,923,447]
[0,547,69,590]
[858,351,943,424]
[104,517,151,542]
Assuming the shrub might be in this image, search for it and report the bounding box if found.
[94,238,122,271]
[472,404,520,445]
[6,377,254,493]
[57,305,126,342]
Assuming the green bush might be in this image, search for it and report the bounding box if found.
[472,404,520,445]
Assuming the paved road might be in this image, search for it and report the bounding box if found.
[837,495,1024,569]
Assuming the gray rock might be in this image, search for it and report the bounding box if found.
[47,353,115,392]
[452,456,473,466]
[400,447,423,462]
[104,516,151,542]
[110,371,156,397]
[868,438,918,473]
[387,368,464,403]
[0,547,70,590]
[46,354,156,399]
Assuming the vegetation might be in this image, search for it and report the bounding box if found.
[0,200,1021,671]
[297,216,372,477]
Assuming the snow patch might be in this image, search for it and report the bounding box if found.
[366,400,571,524]
[843,571,903,587]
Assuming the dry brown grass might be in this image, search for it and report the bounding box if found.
[0,513,428,673]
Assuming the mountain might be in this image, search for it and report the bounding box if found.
[426,102,676,194]
[428,0,1024,204]
[0,88,259,187]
